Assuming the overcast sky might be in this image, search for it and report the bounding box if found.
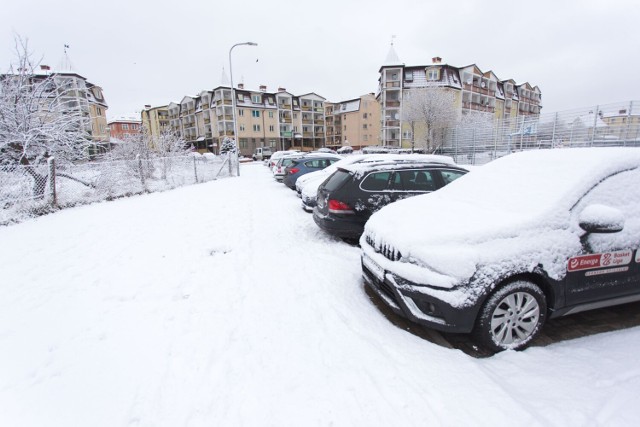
[2,0,638,119]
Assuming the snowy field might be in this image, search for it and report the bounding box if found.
[1,162,640,426]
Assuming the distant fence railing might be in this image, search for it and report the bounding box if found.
[439,100,640,165]
[375,100,640,165]
[0,153,238,226]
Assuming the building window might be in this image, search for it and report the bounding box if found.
[252,95,261,103]
[252,110,260,118]
[363,135,368,141]
[240,124,245,131]
[427,69,439,81]
[363,124,368,129]
[239,138,248,148]
[253,124,261,132]
[269,125,275,132]
[293,113,298,119]
[122,123,129,130]
[405,71,413,81]
[239,109,244,116]
[268,111,274,118]
[363,113,368,119]
[238,93,244,101]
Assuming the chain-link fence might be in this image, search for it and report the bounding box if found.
[1,153,238,226]
[430,100,640,165]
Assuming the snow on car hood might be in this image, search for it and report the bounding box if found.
[363,148,640,286]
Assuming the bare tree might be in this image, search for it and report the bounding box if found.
[0,36,92,196]
[401,88,458,153]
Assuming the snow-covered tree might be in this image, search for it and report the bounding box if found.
[0,36,92,195]
[401,88,458,153]
[220,137,237,155]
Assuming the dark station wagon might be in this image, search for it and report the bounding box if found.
[313,161,468,241]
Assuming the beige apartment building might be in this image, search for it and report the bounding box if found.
[379,46,542,147]
[325,93,381,149]
[601,104,640,140]
[2,64,110,156]
[141,105,170,147]
[165,83,328,156]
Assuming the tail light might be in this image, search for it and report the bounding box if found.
[289,168,300,175]
[328,199,355,214]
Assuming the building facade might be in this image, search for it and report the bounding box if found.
[163,84,328,156]
[108,118,142,141]
[325,93,381,149]
[378,50,542,147]
[141,105,170,147]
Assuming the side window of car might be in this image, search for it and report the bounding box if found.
[361,172,392,191]
[572,168,640,251]
[440,169,466,185]
[395,170,436,192]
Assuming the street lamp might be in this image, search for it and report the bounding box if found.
[228,41,258,176]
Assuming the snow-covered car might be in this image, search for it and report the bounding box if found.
[273,153,304,181]
[268,150,301,171]
[361,147,640,352]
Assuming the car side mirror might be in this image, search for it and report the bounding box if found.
[578,204,624,233]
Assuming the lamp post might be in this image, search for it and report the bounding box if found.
[229,41,258,176]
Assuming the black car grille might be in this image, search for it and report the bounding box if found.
[365,234,402,261]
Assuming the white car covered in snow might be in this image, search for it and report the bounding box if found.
[361,147,640,352]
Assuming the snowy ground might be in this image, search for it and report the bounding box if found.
[1,162,640,426]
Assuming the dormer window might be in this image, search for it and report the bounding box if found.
[405,71,413,81]
[252,94,261,103]
[427,68,440,81]
[237,93,244,101]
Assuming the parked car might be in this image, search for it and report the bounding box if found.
[268,150,301,171]
[300,154,457,211]
[313,160,467,240]
[360,147,640,352]
[273,154,304,181]
[283,155,342,190]
[252,146,273,161]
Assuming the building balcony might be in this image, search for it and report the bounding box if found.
[385,101,401,108]
[279,103,291,109]
[385,81,401,89]
[301,106,312,111]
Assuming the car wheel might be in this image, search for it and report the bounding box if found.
[473,280,546,353]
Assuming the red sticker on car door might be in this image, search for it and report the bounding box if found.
[568,250,633,272]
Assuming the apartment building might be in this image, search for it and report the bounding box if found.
[165,84,328,156]
[379,47,542,147]
[601,104,640,140]
[325,93,381,149]
[2,65,109,143]
[108,117,142,141]
[141,105,170,146]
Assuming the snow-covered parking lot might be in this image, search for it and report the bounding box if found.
[2,162,640,426]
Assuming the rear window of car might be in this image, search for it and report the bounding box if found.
[323,170,352,192]
[440,169,466,184]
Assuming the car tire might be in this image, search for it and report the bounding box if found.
[473,280,546,353]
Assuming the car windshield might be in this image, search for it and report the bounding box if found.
[436,149,640,216]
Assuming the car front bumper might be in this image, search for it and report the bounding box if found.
[361,253,479,333]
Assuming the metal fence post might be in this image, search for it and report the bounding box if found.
[193,156,198,183]
[137,154,146,189]
[47,157,57,207]
[591,105,599,146]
